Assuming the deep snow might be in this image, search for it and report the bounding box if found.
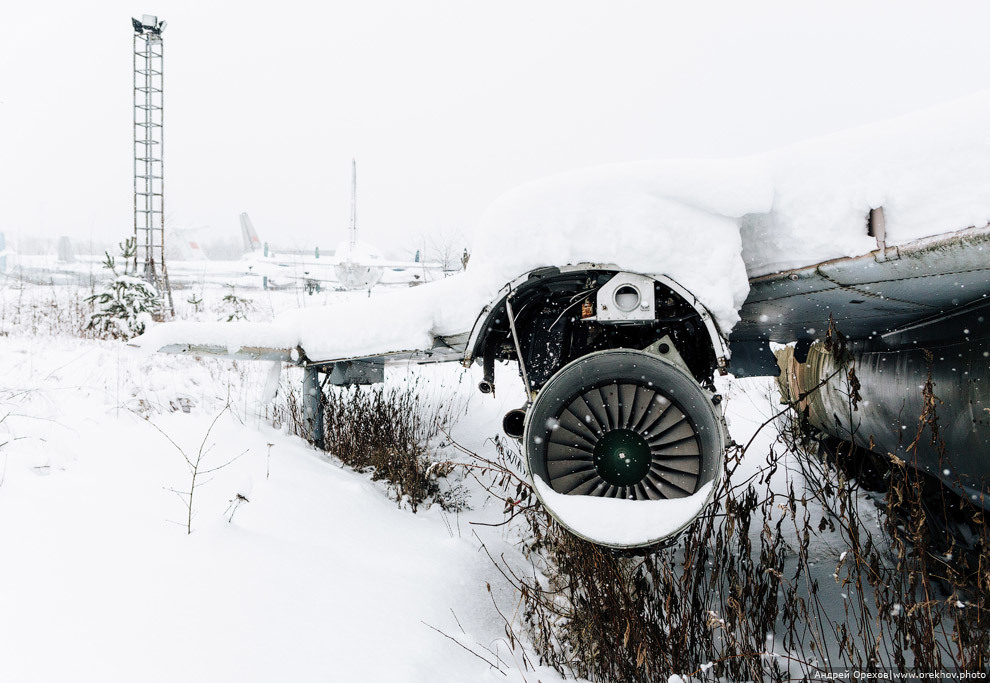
[1,280,943,679]
[0,285,572,682]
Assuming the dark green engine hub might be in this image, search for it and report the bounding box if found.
[592,429,652,486]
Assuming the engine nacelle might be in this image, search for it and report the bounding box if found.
[465,265,731,548]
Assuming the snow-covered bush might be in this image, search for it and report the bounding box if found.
[86,237,162,339]
[321,381,467,512]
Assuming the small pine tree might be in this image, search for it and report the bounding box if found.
[219,286,253,322]
[186,293,204,314]
[87,237,163,339]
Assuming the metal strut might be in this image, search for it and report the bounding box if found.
[504,295,533,403]
[303,366,325,450]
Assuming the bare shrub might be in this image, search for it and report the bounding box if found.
[796,352,990,673]
[272,373,468,512]
[266,375,306,438]
[424,228,467,273]
[321,380,467,512]
[144,405,248,534]
[473,437,803,681]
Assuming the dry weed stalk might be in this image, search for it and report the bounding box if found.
[144,405,248,534]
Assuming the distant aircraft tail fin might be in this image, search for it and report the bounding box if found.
[240,212,262,254]
[187,239,208,261]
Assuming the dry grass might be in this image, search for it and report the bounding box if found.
[0,284,95,338]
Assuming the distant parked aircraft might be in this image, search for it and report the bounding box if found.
[239,160,438,291]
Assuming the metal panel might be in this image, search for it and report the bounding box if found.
[155,343,297,362]
[328,359,384,386]
[776,302,990,509]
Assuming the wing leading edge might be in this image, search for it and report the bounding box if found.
[734,222,990,344]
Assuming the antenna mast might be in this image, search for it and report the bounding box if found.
[132,14,174,316]
[349,158,358,248]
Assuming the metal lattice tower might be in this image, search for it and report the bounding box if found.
[132,15,174,315]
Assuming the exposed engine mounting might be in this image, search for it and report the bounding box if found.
[594,272,656,323]
[466,266,724,395]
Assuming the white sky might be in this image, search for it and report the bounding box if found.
[2,1,989,255]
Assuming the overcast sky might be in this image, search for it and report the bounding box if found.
[2,1,989,256]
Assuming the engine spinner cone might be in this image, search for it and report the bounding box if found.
[592,428,652,487]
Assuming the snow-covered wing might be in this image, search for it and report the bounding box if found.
[134,276,483,364]
[140,90,990,365]
[741,90,990,278]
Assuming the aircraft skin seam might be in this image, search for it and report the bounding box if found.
[812,270,936,309]
[747,266,990,307]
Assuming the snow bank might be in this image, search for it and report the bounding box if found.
[136,319,299,353]
[135,275,488,361]
[533,476,715,547]
[139,89,990,361]
[279,275,484,360]
[0,335,567,683]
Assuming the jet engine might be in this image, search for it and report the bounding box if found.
[466,266,729,548]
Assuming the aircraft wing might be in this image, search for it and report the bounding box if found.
[728,222,990,374]
[375,260,442,269]
[247,256,440,270]
[133,275,479,368]
[147,335,468,367]
[248,256,335,269]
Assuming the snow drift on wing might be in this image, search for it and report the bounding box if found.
[468,158,771,330]
[744,88,990,276]
[138,160,768,357]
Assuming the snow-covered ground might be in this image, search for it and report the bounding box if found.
[0,280,583,683]
[3,278,913,681]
